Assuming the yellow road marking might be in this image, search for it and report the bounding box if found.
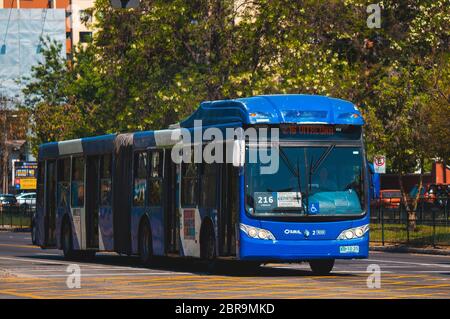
[0,243,40,249]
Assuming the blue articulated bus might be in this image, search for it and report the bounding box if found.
[35,94,372,274]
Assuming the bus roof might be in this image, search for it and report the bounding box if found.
[38,134,116,160]
[180,94,364,128]
[38,95,363,159]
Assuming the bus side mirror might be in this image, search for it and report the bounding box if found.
[368,162,375,175]
[367,162,379,200]
[232,140,245,167]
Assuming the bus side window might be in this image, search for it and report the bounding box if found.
[71,157,85,208]
[181,162,199,207]
[100,154,112,206]
[149,151,163,206]
[200,163,217,208]
[57,158,70,208]
[133,152,148,206]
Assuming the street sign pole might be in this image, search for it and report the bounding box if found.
[11,159,18,186]
[374,155,386,174]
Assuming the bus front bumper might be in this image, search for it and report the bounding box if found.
[239,235,369,262]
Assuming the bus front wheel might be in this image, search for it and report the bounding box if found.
[309,259,335,275]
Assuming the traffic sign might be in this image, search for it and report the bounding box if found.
[374,155,386,174]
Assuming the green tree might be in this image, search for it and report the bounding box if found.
[22,38,86,154]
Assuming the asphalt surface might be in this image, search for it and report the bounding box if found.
[0,231,449,299]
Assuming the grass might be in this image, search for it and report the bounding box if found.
[370,222,450,246]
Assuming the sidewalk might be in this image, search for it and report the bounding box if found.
[370,243,450,256]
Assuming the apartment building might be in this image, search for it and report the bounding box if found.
[1,0,95,56]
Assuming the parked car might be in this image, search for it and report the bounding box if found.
[379,189,402,209]
[15,192,36,208]
[0,194,18,207]
[433,184,449,208]
[410,183,447,202]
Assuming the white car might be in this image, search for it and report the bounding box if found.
[15,192,36,208]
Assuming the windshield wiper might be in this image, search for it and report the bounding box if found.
[310,144,336,176]
[304,149,310,214]
[296,157,303,207]
[279,147,304,213]
[279,147,298,180]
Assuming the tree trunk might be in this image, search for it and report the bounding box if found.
[399,159,424,232]
[407,210,417,232]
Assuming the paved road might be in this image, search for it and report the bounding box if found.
[0,231,449,299]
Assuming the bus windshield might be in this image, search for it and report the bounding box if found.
[245,145,365,217]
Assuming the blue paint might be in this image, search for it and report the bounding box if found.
[180,94,364,128]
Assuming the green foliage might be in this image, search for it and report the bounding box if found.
[22,0,449,173]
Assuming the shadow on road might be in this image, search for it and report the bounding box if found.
[18,253,354,278]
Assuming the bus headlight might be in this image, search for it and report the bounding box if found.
[337,224,369,240]
[240,223,276,241]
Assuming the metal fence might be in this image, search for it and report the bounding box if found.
[0,199,34,230]
[1,196,449,247]
[370,195,450,247]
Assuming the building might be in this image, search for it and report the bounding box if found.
[0,8,66,100]
[0,0,96,57]
[0,0,95,100]
[70,0,95,49]
[380,162,450,192]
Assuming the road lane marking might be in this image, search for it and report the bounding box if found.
[0,256,198,278]
[367,258,450,268]
[0,243,40,249]
[25,272,195,278]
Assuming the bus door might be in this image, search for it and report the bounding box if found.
[71,156,85,250]
[112,133,133,255]
[165,149,179,253]
[85,155,100,249]
[44,160,57,247]
[218,163,238,256]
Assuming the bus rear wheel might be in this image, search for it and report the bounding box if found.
[309,259,335,275]
[139,220,153,265]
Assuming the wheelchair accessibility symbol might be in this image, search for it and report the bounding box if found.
[309,202,319,214]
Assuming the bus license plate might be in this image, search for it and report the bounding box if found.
[340,245,359,253]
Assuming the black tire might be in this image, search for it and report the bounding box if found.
[139,220,153,265]
[62,220,75,260]
[200,222,216,272]
[309,259,335,275]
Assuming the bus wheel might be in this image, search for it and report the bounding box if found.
[200,223,216,272]
[309,259,335,275]
[62,220,75,260]
[139,220,153,265]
